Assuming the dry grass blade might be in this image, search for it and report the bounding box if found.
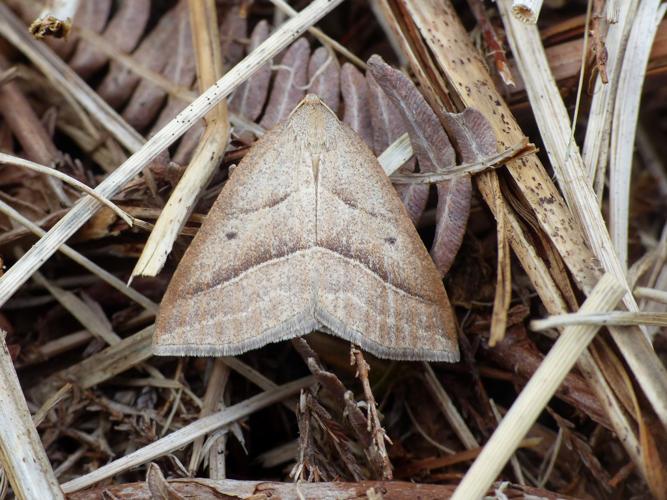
[423,363,478,450]
[0,153,134,226]
[131,0,231,278]
[268,0,366,69]
[60,376,315,493]
[452,273,625,499]
[378,132,413,175]
[609,0,667,269]
[635,286,667,305]
[389,140,531,183]
[0,199,157,312]
[583,0,639,191]
[498,0,667,429]
[188,359,231,475]
[0,0,345,308]
[390,0,645,480]
[0,332,63,500]
[532,311,667,330]
[33,325,155,402]
[28,269,121,347]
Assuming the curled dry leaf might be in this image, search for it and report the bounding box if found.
[69,0,151,79]
[122,5,192,132]
[96,1,185,109]
[308,46,341,113]
[149,19,197,136]
[367,72,426,224]
[260,37,310,129]
[229,20,272,123]
[367,54,471,276]
[441,108,498,164]
[340,62,373,147]
[219,5,247,70]
[432,177,472,276]
[431,108,498,276]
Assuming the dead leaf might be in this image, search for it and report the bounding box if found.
[260,38,310,129]
[341,62,373,147]
[308,46,341,113]
[229,20,272,122]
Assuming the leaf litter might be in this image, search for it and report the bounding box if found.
[0,1,666,498]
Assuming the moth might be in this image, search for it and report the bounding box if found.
[154,94,459,362]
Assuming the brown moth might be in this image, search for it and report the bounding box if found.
[154,95,459,362]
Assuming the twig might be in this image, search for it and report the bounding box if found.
[452,273,625,499]
[351,346,392,480]
[268,0,366,69]
[582,0,639,191]
[65,478,573,499]
[467,0,515,86]
[61,376,315,493]
[0,153,134,226]
[390,139,533,183]
[634,286,667,305]
[511,0,543,24]
[33,325,155,402]
[0,0,345,308]
[0,331,64,500]
[531,311,667,331]
[422,362,478,450]
[0,199,157,312]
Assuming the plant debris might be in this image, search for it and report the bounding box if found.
[1,1,667,499]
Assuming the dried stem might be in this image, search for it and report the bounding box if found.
[498,0,667,430]
[61,376,315,493]
[0,332,63,500]
[132,0,231,277]
[452,273,625,499]
[351,346,392,480]
[0,153,134,226]
[511,0,543,24]
[532,311,667,330]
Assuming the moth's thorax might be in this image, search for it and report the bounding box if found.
[287,98,340,154]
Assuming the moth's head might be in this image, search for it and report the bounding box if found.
[290,93,338,121]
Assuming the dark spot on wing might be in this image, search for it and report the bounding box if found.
[385,237,396,245]
[226,232,237,240]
